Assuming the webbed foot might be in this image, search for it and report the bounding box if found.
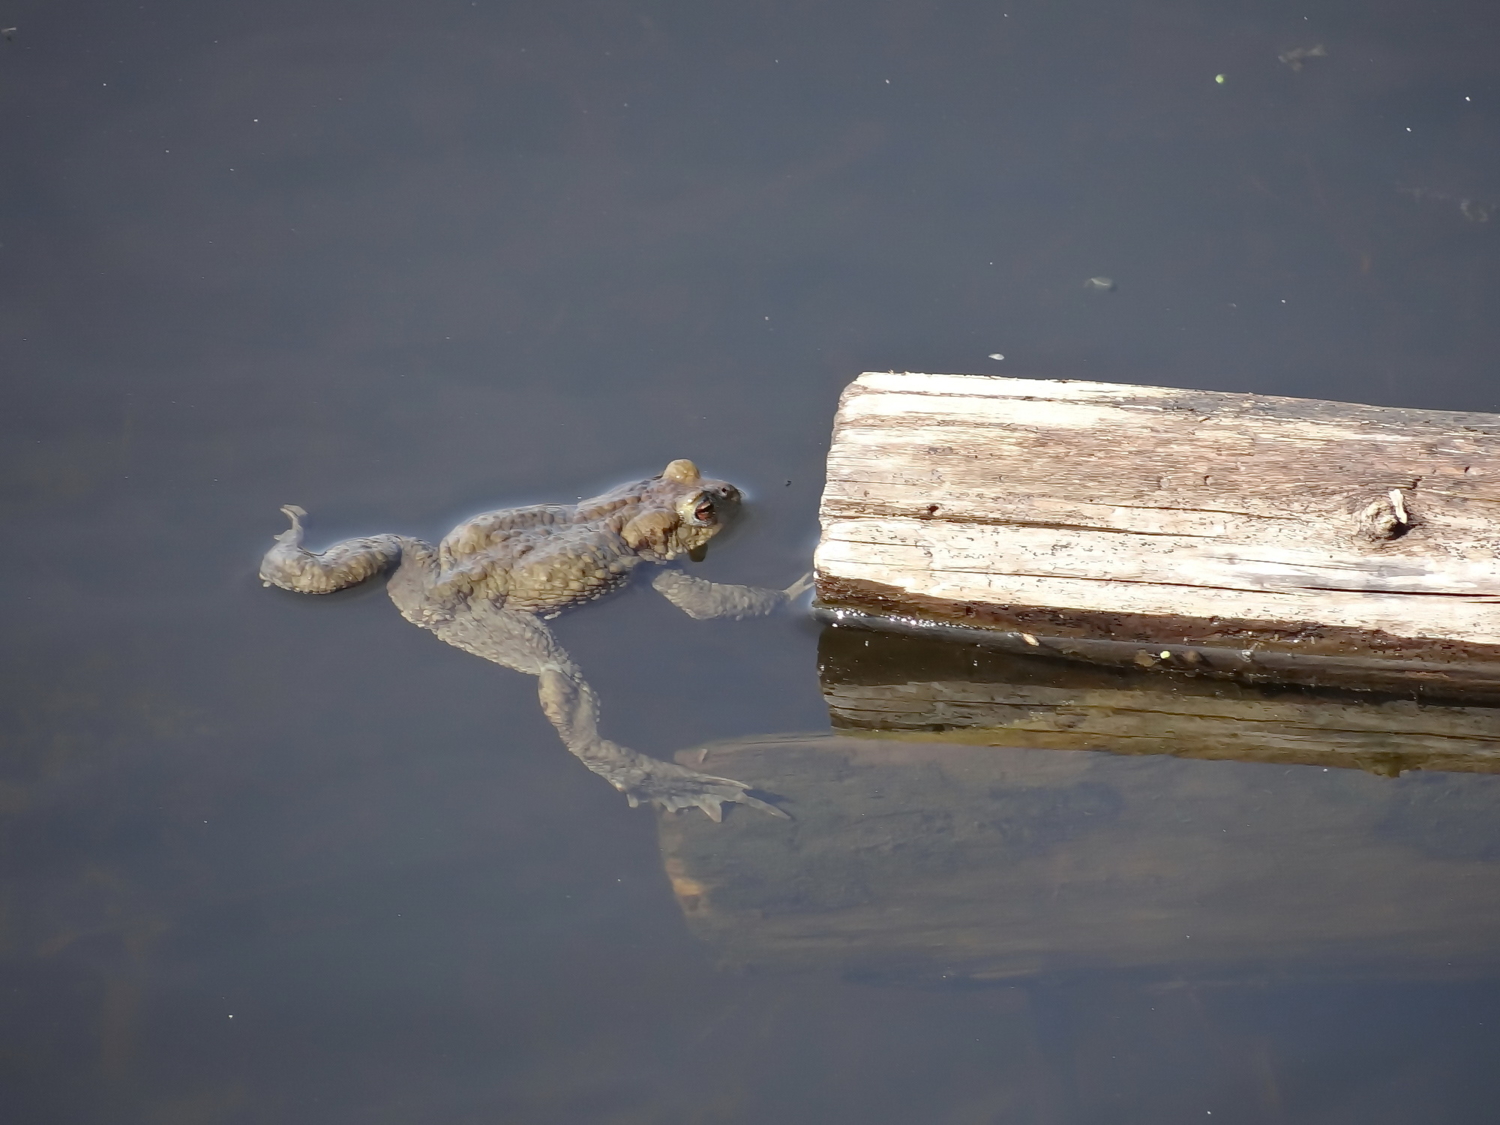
[594,746,788,821]
[274,504,309,545]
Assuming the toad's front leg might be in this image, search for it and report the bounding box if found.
[650,568,814,620]
[423,601,786,820]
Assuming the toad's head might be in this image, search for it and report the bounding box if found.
[620,459,743,562]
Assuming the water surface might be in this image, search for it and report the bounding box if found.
[5,1,1500,1121]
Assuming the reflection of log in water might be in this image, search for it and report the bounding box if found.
[820,626,1500,777]
[655,628,1500,982]
[659,730,1500,983]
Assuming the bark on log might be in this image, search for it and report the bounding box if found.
[815,373,1500,698]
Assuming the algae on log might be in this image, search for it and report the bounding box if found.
[815,372,1500,698]
[658,732,1500,983]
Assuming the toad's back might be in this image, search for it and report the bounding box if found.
[431,466,743,617]
[439,509,642,616]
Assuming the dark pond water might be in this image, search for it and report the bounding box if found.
[6,1,1500,1121]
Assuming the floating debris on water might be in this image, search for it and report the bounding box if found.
[1398,186,1495,223]
[1278,44,1326,71]
[1084,277,1115,292]
[987,353,1005,361]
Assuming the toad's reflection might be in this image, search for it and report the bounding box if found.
[260,459,809,820]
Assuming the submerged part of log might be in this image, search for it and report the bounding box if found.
[658,733,1500,983]
[819,625,1500,777]
[815,372,1500,698]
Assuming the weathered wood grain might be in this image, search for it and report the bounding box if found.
[815,373,1500,692]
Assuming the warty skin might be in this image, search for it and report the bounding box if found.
[260,459,810,820]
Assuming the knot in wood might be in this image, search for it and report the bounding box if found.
[1357,489,1412,542]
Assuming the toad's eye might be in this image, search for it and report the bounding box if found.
[694,498,717,524]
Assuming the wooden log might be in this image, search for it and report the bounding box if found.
[658,732,1500,982]
[815,372,1500,698]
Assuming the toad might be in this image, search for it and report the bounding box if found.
[259,459,811,820]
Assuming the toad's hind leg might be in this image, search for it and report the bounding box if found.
[260,505,406,594]
[426,603,787,821]
[536,670,786,821]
